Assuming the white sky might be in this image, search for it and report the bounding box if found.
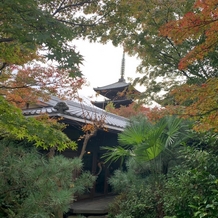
[74,39,143,101]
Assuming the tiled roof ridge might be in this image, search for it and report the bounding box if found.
[50,96,129,121]
[22,96,129,131]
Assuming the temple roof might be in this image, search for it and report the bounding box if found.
[93,80,131,100]
[93,51,140,108]
[23,96,129,132]
[93,80,130,92]
[93,79,140,103]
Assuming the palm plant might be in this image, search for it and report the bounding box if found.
[102,115,191,175]
[103,115,191,218]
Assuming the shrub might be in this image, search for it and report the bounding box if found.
[0,139,95,218]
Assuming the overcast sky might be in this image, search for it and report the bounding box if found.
[74,39,142,101]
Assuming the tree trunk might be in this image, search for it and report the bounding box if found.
[47,146,56,158]
[79,130,97,159]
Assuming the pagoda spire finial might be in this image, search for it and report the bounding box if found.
[119,50,125,82]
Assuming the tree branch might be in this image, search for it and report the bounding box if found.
[0,63,8,73]
[0,85,29,89]
[174,107,218,118]
[52,0,94,16]
[0,38,14,43]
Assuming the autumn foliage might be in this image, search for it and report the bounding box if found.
[0,0,91,154]
[105,102,169,123]
[105,102,149,118]
[167,78,218,132]
[0,64,85,108]
[160,0,218,69]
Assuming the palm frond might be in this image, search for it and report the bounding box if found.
[101,146,132,165]
[118,117,152,145]
[160,116,191,148]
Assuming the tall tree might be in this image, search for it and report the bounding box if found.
[0,64,85,108]
[160,0,218,70]
[0,2,98,216]
[0,0,99,107]
[158,0,218,132]
[0,0,100,74]
[81,0,218,103]
[103,115,190,218]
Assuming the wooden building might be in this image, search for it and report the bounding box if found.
[23,96,129,199]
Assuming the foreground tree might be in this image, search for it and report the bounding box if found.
[157,0,218,133]
[0,2,99,217]
[0,0,100,74]
[0,139,95,218]
[103,115,190,170]
[0,0,96,107]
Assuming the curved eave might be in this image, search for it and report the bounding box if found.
[23,96,129,132]
[93,81,130,92]
[94,84,140,100]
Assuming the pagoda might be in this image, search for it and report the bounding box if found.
[92,52,140,109]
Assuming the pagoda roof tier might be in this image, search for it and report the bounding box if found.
[93,51,140,105]
[94,82,140,100]
[92,98,133,109]
[93,79,131,99]
[94,79,130,92]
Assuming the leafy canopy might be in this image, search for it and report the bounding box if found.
[0,96,77,151]
[81,0,218,103]
[0,65,85,108]
[0,0,94,74]
[160,0,218,69]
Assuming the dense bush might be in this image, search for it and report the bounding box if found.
[108,182,157,218]
[107,159,160,218]
[0,139,95,218]
[107,132,218,218]
[164,147,218,218]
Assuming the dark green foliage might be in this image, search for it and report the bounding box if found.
[1,0,97,74]
[0,139,95,218]
[0,96,77,151]
[105,116,218,218]
[164,146,218,218]
[108,189,156,218]
[107,135,218,218]
[108,159,158,218]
